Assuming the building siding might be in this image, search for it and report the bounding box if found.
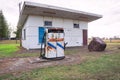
[22,15,88,49]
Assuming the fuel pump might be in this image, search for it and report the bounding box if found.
[39,27,65,60]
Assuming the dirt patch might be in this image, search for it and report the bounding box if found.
[15,47,40,54]
[0,46,119,75]
[0,54,81,75]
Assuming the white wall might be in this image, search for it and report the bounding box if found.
[22,16,42,49]
[22,15,88,49]
[53,18,63,27]
[24,16,44,27]
[80,21,88,29]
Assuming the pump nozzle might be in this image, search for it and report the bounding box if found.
[64,42,68,50]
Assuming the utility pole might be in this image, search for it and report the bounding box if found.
[19,2,22,15]
[18,2,22,46]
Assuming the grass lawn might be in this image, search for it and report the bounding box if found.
[1,52,120,80]
[0,41,120,80]
[0,43,40,58]
[0,43,84,58]
[0,43,41,58]
[0,44,19,58]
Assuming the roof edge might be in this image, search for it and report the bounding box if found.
[17,1,102,28]
[24,1,102,18]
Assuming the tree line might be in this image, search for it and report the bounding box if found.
[0,10,9,40]
[0,10,20,40]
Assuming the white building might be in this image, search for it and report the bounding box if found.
[17,1,102,49]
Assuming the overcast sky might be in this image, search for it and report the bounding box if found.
[0,0,120,38]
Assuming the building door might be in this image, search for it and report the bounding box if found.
[83,30,88,46]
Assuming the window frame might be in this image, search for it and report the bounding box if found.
[44,21,52,26]
[73,23,79,28]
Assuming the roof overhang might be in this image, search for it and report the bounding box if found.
[17,1,102,28]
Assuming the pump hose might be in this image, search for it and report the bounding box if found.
[39,32,46,58]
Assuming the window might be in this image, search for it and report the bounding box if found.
[44,21,52,26]
[73,23,79,28]
[23,29,26,40]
